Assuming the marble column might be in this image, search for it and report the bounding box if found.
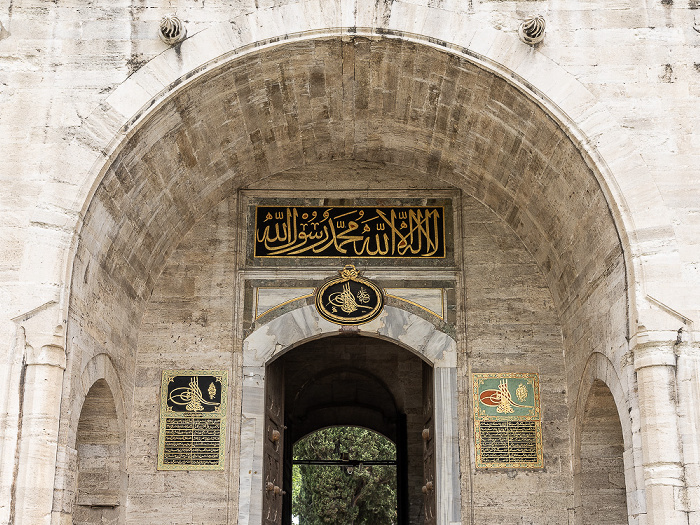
[634,343,688,525]
[13,342,66,525]
[433,366,461,525]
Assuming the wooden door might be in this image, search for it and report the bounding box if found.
[263,361,285,525]
[422,363,436,525]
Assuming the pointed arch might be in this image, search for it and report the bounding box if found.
[69,354,126,524]
[574,352,638,524]
[240,304,459,525]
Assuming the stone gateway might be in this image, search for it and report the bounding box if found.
[1,2,699,525]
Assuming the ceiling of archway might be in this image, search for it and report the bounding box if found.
[76,35,624,319]
[277,335,423,443]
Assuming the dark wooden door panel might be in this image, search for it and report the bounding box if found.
[263,362,285,525]
[422,364,436,525]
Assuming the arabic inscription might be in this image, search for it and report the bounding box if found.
[315,265,384,325]
[254,206,445,258]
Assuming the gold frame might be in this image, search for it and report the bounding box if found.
[157,370,228,471]
[253,205,447,259]
[472,372,543,469]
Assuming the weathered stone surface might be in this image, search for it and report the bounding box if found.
[1,1,699,523]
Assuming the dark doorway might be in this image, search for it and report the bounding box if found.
[262,335,435,525]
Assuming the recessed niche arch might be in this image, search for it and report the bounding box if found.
[74,379,122,524]
[579,379,629,524]
[574,352,634,524]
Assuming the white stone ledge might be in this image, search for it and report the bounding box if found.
[643,463,686,486]
[633,344,677,370]
[25,344,66,369]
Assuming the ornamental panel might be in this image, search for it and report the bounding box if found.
[472,372,543,469]
[158,370,227,470]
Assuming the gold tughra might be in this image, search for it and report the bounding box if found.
[315,265,384,325]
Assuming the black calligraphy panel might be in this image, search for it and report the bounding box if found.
[166,375,223,413]
[315,267,384,325]
[477,420,540,465]
[254,206,445,258]
[158,370,227,470]
[162,418,222,466]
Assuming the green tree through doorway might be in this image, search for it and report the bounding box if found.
[292,427,397,524]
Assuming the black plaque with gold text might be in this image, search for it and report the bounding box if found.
[158,370,227,470]
[254,206,445,258]
[477,420,540,465]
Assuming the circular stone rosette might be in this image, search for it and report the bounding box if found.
[315,265,384,325]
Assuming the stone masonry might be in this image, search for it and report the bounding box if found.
[1,0,700,524]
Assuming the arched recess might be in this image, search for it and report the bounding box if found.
[580,380,628,524]
[60,354,126,524]
[54,27,647,525]
[574,353,637,524]
[74,380,122,522]
[241,305,459,525]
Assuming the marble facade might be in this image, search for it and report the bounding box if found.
[1,0,700,523]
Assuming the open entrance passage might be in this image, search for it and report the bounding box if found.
[292,426,397,524]
[263,335,435,525]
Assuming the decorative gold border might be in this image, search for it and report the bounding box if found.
[474,420,543,469]
[472,372,543,469]
[253,205,447,259]
[385,289,444,320]
[472,372,541,421]
[254,288,314,320]
[157,370,228,471]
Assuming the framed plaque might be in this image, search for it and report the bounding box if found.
[254,205,445,258]
[157,370,227,471]
[472,372,543,469]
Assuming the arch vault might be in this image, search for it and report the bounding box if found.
[6,22,680,525]
[58,33,634,524]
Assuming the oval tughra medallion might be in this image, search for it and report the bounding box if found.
[315,265,384,325]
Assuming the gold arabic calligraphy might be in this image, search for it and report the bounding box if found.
[255,206,444,257]
[479,379,532,414]
[327,283,373,314]
[169,377,221,412]
[315,265,384,325]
